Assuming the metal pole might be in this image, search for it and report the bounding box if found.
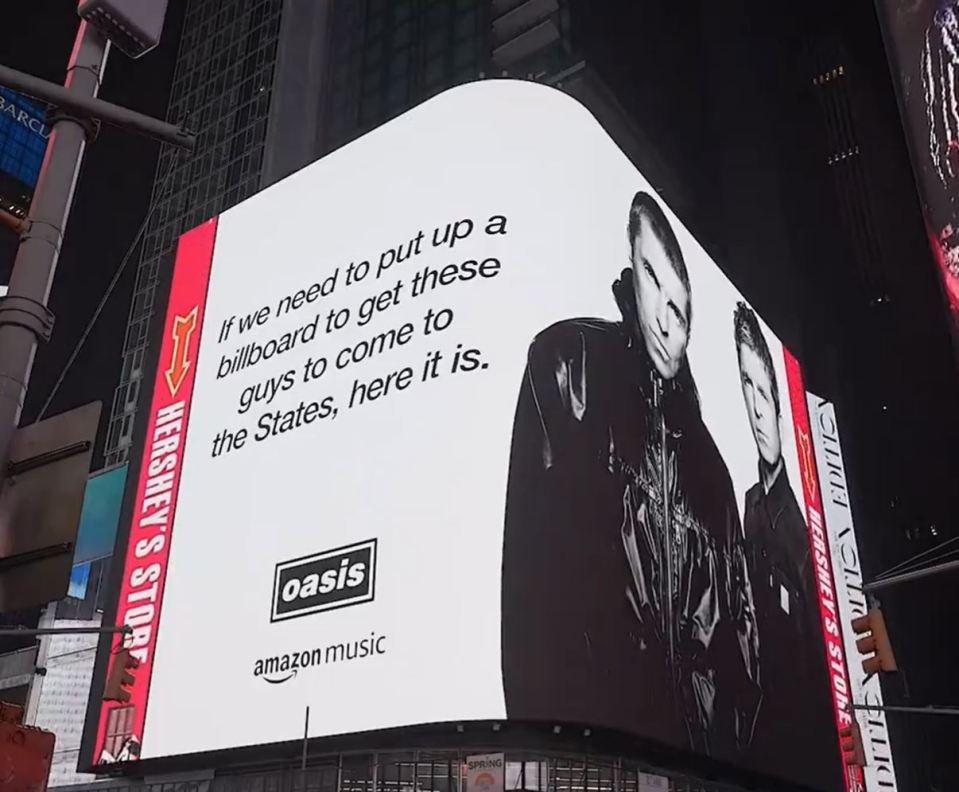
[852,703,959,717]
[863,557,959,592]
[0,20,109,480]
[0,625,131,637]
[302,705,310,771]
[0,63,195,150]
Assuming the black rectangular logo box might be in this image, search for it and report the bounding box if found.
[271,539,377,622]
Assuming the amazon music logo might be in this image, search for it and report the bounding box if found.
[271,539,377,622]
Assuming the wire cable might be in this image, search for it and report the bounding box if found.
[873,534,959,580]
[886,544,959,574]
[36,145,184,422]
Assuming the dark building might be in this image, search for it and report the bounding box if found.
[82,0,957,790]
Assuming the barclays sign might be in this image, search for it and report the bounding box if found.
[0,92,49,140]
[0,87,50,195]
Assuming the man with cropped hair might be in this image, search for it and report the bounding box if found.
[733,301,840,785]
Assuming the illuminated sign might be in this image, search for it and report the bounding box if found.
[808,394,900,791]
[876,1,959,359]
[85,80,852,791]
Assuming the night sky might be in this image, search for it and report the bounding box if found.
[1,1,957,789]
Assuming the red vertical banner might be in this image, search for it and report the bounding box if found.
[92,218,218,765]
[783,351,863,792]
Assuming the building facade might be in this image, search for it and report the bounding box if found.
[48,750,738,792]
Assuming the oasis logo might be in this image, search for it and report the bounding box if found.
[271,539,376,622]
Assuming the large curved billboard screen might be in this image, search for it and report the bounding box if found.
[84,81,857,792]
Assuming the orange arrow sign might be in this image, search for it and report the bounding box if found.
[165,307,198,397]
[798,427,818,502]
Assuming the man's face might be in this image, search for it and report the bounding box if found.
[738,344,782,466]
[631,217,690,379]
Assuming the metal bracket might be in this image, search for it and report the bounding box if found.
[8,439,91,477]
[0,295,54,342]
[0,541,73,573]
[47,108,101,143]
[0,624,132,637]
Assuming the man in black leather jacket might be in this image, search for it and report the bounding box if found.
[502,191,760,758]
[733,302,841,788]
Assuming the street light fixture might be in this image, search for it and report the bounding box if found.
[77,0,169,59]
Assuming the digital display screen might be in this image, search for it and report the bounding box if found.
[86,80,856,792]
[0,86,48,190]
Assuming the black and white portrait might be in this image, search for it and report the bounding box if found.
[501,189,843,788]
[501,191,761,757]
[733,302,838,787]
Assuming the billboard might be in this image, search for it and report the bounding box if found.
[84,80,856,791]
[808,395,900,791]
[0,86,49,214]
[876,1,959,355]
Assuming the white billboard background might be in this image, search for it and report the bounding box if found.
[141,80,803,758]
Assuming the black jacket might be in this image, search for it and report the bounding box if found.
[743,466,842,789]
[502,270,760,758]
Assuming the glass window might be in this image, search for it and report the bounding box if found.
[387,78,407,108]
[426,30,448,57]
[455,11,476,39]
[393,21,412,49]
[104,705,135,759]
[454,42,475,69]
[425,56,445,87]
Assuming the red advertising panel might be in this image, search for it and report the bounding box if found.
[91,219,217,764]
[784,352,863,792]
